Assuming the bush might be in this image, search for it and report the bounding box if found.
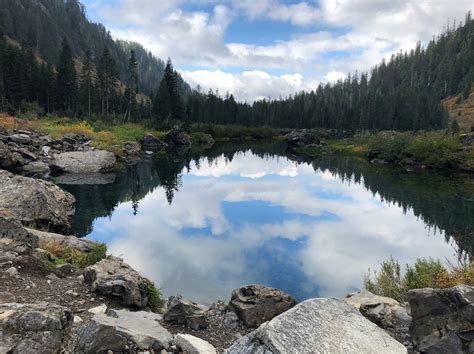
[139,277,162,312]
[364,256,406,302]
[43,241,107,268]
[403,258,449,289]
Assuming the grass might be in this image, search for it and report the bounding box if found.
[364,256,474,302]
[43,241,107,268]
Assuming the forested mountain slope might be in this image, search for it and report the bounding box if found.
[0,0,164,95]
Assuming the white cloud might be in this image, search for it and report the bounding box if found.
[88,0,474,101]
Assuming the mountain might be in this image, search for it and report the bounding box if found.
[0,0,164,95]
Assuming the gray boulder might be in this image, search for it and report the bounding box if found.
[174,334,217,354]
[21,161,51,177]
[164,128,192,146]
[27,228,97,253]
[142,133,167,152]
[225,298,407,354]
[53,172,116,185]
[78,308,172,353]
[0,171,75,234]
[164,294,209,330]
[461,132,474,146]
[0,215,38,248]
[345,291,411,346]
[408,285,474,353]
[285,130,321,147]
[84,257,153,309]
[52,150,116,173]
[228,285,296,328]
[8,134,31,144]
[0,302,73,354]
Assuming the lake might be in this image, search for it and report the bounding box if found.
[60,142,474,304]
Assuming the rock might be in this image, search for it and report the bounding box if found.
[284,130,321,147]
[0,141,24,169]
[408,285,474,353]
[0,302,73,354]
[164,295,209,330]
[52,150,116,173]
[88,304,107,315]
[27,228,98,253]
[0,292,15,304]
[345,291,411,346]
[84,257,153,309]
[461,132,474,146]
[191,132,215,147]
[228,285,296,328]
[225,298,407,354]
[41,146,51,156]
[174,334,217,354]
[0,214,38,248]
[55,263,74,276]
[8,134,31,144]
[142,133,168,152]
[21,161,51,177]
[122,141,142,158]
[0,171,75,234]
[78,309,172,353]
[73,315,83,324]
[163,128,192,146]
[5,267,19,277]
[223,311,240,330]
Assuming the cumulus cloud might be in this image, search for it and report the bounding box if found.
[87,0,474,101]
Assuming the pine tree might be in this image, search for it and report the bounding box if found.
[80,49,95,116]
[97,47,118,116]
[55,38,77,111]
[126,50,138,122]
[153,79,171,127]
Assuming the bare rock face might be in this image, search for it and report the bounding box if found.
[52,150,116,173]
[225,298,407,354]
[0,303,73,354]
[228,285,297,328]
[408,285,474,353]
[84,257,153,309]
[0,171,75,234]
[164,294,209,330]
[78,308,172,353]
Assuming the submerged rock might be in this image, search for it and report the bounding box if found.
[408,285,474,353]
[164,294,209,330]
[78,308,172,353]
[84,257,153,309]
[228,285,296,328]
[0,171,75,234]
[0,302,73,354]
[52,150,116,173]
[225,298,407,353]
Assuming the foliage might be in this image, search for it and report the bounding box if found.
[365,257,474,302]
[43,241,107,268]
[139,277,162,313]
[364,256,406,302]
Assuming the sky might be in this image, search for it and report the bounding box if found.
[82,0,474,102]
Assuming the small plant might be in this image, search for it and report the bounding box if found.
[139,277,162,312]
[364,256,406,302]
[43,241,107,268]
[403,258,449,289]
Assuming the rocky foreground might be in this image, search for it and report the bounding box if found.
[1,127,474,353]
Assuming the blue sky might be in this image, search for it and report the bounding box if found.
[82,0,474,101]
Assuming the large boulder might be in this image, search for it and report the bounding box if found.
[78,308,172,353]
[164,294,209,330]
[52,150,116,173]
[163,128,192,146]
[228,285,296,328]
[0,171,75,234]
[84,257,153,309]
[225,298,407,353]
[345,291,411,346]
[408,285,474,353]
[26,228,97,253]
[142,133,167,152]
[0,303,73,354]
[284,130,321,147]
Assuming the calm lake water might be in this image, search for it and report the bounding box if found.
[60,142,474,304]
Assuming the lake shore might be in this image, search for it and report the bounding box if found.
[1,123,474,353]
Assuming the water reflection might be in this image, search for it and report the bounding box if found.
[61,143,474,303]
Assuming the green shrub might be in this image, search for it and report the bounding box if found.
[43,241,107,268]
[403,258,448,289]
[364,256,406,302]
[406,133,461,168]
[140,277,162,312]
